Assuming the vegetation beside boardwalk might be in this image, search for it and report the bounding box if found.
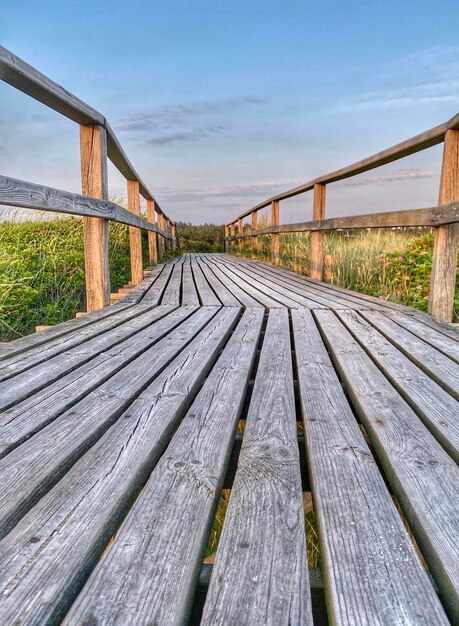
[1,217,458,342]
[233,227,459,321]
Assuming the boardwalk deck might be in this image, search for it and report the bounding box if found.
[0,253,457,626]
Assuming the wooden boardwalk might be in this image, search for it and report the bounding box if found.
[0,252,457,625]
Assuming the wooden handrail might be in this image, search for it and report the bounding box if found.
[0,46,171,220]
[0,175,174,236]
[0,46,177,312]
[226,202,459,236]
[226,112,459,225]
[225,118,459,322]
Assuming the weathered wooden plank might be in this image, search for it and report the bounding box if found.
[382,311,459,363]
[0,302,160,385]
[0,302,133,362]
[0,175,172,236]
[140,262,174,304]
[222,257,337,309]
[161,258,184,306]
[0,307,193,457]
[315,309,459,621]
[127,180,143,284]
[204,257,284,308]
[195,257,241,306]
[189,255,221,306]
[62,308,262,625]
[202,309,312,625]
[200,258,263,307]
[337,310,459,462]
[241,256,412,312]
[0,309,240,625]
[181,258,200,306]
[293,308,448,625]
[211,256,312,308]
[0,307,219,539]
[411,311,459,343]
[117,263,165,304]
[360,310,459,399]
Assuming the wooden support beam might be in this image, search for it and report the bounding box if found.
[271,200,280,265]
[310,183,326,280]
[127,179,143,285]
[157,213,165,258]
[80,124,110,312]
[429,130,459,322]
[146,199,157,266]
[171,224,177,250]
[224,225,229,252]
[251,210,258,259]
[238,217,243,251]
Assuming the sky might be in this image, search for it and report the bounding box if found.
[1,0,459,224]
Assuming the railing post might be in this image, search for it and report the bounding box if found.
[238,217,243,251]
[224,225,229,252]
[429,129,459,321]
[251,210,258,259]
[80,124,110,311]
[271,200,280,265]
[310,183,326,280]
[230,224,235,252]
[127,179,143,284]
[171,223,177,250]
[158,212,165,258]
[146,199,157,266]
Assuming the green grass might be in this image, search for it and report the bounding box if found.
[0,217,158,341]
[233,227,459,321]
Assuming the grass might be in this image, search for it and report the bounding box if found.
[233,226,459,320]
[0,216,161,341]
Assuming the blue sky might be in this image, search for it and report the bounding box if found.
[1,0,459,223]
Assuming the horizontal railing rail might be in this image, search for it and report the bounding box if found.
[225,117,459,322]
[0,175,174,237]
[0,46,177,311]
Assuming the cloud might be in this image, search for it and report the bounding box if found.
[119,96,264,132]
[337,45,459,112]
[146,125,226,145]
[341,168,436,186]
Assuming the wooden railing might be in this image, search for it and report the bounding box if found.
[225,115,459,322]
[0,46,177,312]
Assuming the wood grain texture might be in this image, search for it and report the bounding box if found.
[271,199,280,265]
[181,258,200,306]
[199,258,263,307]
[429,129,459,321]
[0,308,240,626]
[0,302,132,362]
[195,257,241,306]
[146,199,158,265]
[292,308,448,626]
[337,310,459,462]
[80,124,110,311]
[360,310,459,399]
[227,202,459,237]
[310,183,326,280]
[189,255,221,305]
[315,309,459,622]
[0,308,218,539]
[0,307,190,458]
[127,179,143,285]
[382,311,459,362]
[63,308,261,626]
[0,175,172,236]
[202,309,312,625]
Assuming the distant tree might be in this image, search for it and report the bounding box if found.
[176,222,224,253]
